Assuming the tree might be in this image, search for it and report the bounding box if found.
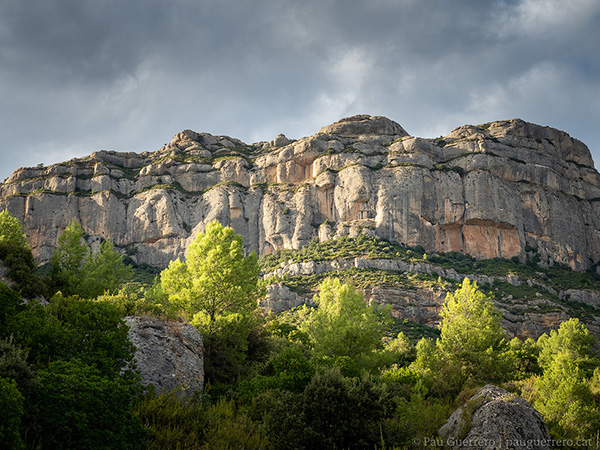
[8,293,136,377]
[436,278,507,384]
[299,278,390,372]
[80,240,133,299]
[526,319,600,439]
[0,210,28,251]
[259,368,389,450]
[49,220,89,294]
[0,377,25,450]
[537,317,597,374]
[160,220,261,328]
[36,360,146,450]
[49,220,131,298]
[0,210,42,297]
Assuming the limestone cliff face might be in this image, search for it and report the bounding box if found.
[1,115,599,270]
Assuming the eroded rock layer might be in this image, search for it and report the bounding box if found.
[1,115,599,270]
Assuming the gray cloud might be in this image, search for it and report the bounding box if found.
[1,0,599,181]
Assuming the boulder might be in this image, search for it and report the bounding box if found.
[439,385,550,450]
[124,316,204,395]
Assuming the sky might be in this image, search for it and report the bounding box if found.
[1,0,599,182]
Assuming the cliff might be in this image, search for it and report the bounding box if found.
[1,115,599,271]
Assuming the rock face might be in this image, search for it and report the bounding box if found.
[1,115,599,271]
[439,385,550,450]
[124,316,204,395]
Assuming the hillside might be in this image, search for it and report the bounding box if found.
[2,114,600,341]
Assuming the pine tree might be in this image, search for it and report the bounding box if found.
[160,220,261,328]
[436,278,507,384]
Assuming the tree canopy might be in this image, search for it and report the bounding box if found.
[160,220,261,328]
[0,210,41,297]
[436,277,507,382]
[0,210,28,252]
[49,220,131,298]
[299,278,390,371]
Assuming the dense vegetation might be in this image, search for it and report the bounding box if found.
[1,211,600,449]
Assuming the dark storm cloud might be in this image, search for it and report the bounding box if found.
[1,0,599,181]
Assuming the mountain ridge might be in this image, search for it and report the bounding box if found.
[1,114,598,273]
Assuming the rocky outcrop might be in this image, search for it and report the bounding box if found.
[439,385,550,450]
[1,115,599,271]
[124,316,204,395]
[262,255,600,339]
[261,283,309,313]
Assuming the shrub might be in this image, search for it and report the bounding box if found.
[0,377,25,450]
[36,360,146,450]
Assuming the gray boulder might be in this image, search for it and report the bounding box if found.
[439,385,550,450]
[125,316,204,395]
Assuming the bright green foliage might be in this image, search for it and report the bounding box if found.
[0,210,43,297]
[49,220,90,294]
[0,210,28,251]
[528,352,599,439]
[0,377,25,450]
[525,319,600,439]
[36,360,146,450]
[413,337,438,373]
[537,318,598,374]
[380,332,416,367]
[161,220,261,328]
[299,278,390,371]
[436,278,507,384]
[50,220,131,298]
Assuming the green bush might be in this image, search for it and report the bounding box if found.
[0,210,45,298]
[0,282,24,334]
[8,294,136,376]
[36,359,146,450]
[259,368,390,450]
[0,377,25,450]
[134,389,207,450]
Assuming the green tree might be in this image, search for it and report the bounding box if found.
[0,210,43,297]
[80,240,133,298]
[49,220,89,294]
[0,282,24,334]
[36,359,146,450]
[0,210,28,251]
[537,317,597,374]
[529,352,599,440]
[299,278,390,372]
[160,220,264,385]
[435,278,507,385]
[259,368,390,450]
[0,377,25,450]
[525,319,600,439]
[8,294,136,377]
[160,220,261,328]
[50,220,131,298]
